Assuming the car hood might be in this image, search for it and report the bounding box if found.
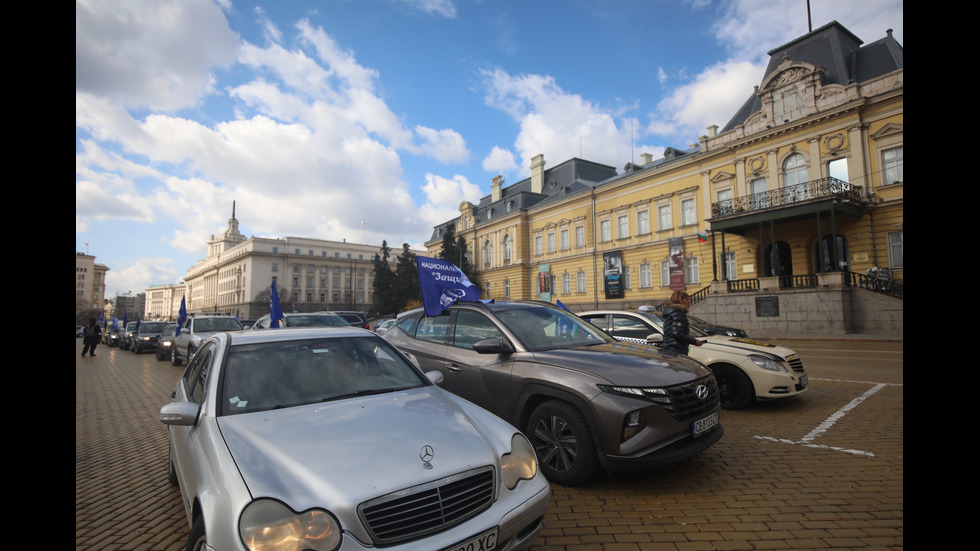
[217,386,506,510]
[527,342,712,386]
[702,336,796,359]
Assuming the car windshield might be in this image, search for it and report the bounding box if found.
[194,318,243,332]
[494,306,610,351]
[286,315,349,327]
[219,336,428,415]
[638,311,708,337]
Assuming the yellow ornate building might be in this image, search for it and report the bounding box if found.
[426,22,902,334]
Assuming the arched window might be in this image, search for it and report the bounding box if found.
[782,153,808,186]
[782,153,810,201]
[483,240,492,267]
[502,234,512,263]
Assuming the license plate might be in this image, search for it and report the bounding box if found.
[692,412,719,437]
[443,528,498,551]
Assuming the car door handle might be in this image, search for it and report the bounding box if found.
[445,362,461,372]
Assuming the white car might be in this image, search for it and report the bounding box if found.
[159,327,549,551]
[579,310,807,409]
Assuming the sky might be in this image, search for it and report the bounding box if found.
[76,0,903,297]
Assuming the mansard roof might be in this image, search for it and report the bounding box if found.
[430,157,617,241]
[722,21,903,133]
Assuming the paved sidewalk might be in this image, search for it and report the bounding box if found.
[76,338,903,550]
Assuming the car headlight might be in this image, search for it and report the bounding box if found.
[239,499,341,551]
[501,433,537,489]
[748,354,786,372]
[725,330,738,337]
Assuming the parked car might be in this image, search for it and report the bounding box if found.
[320,310,371,329]
[159,327,550,551]
[641,306,748,338]
[171,315,244,366]
[120,322,139,351]
[579,309,807,409]
[76,326,85,338]
[130,321,169,354]
[104,328,123,347]
[251,312,349,330]
[383,301,723,485]
[374,318,396,336]
[686,313,748,338]
[156,323,178,361]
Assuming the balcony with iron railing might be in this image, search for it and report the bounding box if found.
[711,177,862,218]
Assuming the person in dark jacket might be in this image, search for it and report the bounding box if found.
[661,290,705,355]
[81,318,102,357]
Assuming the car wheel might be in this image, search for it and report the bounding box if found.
[712,364,753,409]
[186,515,206,551]
[526,400,599,486]
[171,348,182,366]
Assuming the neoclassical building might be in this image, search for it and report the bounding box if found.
[427,22,903,334]
[75,252,109,313]
[176,204,395,320]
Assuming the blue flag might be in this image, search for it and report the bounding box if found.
[270,279,285,328]
[416,256,481,316]
[556,299,569,311]
[176,296,187,336]
[111,317,118,331]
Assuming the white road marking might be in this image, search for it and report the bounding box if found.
[755,382,891,457]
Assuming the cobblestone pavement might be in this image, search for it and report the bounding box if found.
[75,337,903,551]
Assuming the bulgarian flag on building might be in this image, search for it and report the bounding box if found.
[697,228,709,242]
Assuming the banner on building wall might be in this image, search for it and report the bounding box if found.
[669,237,685,290]
[538,264,551,302]
[603,251,624,299]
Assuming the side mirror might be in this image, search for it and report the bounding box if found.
[426,371,444,385]
[472,337,515,354]
[646,333,664,344]
[159,401,200,426]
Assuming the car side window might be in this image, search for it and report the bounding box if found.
[611,315,658,340]
[182,342,215,404]
[416,314,450,344]
[394,313,421,336]
[452,310,508,350]
[580,314,608,331]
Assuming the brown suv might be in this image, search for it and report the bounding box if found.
[383,301,723,485]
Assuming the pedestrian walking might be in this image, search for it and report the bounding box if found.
[81,317,102,357]
[661,290,705,355]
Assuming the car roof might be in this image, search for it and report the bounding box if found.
[226,326,375,346]
[402,300,562,316]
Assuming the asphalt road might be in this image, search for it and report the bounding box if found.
[75,336,903,551]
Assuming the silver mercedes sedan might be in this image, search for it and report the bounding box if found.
[160,327,550,551]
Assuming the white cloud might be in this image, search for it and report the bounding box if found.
[77,10,471,259]
[481,69,633,175]
[646,60,764,141]
[483,146,518,174]
[105,257,182,295]
[75,0,239,111]
[397,0,458,18]
[418,173,483,225]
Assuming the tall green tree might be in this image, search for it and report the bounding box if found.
[438,223,476,282]
[370,241,398,316]
[393,243,421,309]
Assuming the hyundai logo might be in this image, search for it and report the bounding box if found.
[695,385,709,399]
[420,445,435,469]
